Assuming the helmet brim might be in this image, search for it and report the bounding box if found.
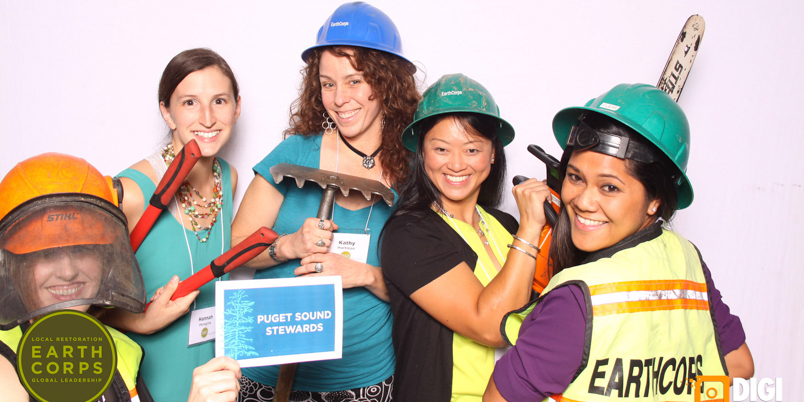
[1,204,116,254]
[301,43,416,74]
[401,109,515,152]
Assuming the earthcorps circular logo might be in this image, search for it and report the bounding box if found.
[17,310,117,402]
[340,251,351,259]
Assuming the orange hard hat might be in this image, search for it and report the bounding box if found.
[0,154,145,330]
[0,153,119,224]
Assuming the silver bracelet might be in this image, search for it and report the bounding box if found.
[507,244,537,260]
[512,235,541,253]
[268,233,287,263]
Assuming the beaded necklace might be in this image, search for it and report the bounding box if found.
[161,143,223,243]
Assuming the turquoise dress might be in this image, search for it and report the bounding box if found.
[117,158,233,401]
[242,134,396,391]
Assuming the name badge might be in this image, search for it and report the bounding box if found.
[189,307,216,346]
[329,233,370,263]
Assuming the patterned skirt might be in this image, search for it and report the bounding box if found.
[238,374,393,402]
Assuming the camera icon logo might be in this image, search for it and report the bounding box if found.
[691,375,729,402]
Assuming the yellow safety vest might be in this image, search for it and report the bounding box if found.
[504,228,727,401]
[0,324,144,401]
[438,206,519,402]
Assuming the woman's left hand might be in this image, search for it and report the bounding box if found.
[295,253,388,301]
[188,357,241,402]
[140,275,199,334]
[102,275,198,335]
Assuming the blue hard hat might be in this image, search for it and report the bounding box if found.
[302,2,415,72]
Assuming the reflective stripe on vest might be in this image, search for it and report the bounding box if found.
[511,229,727,401]
[588,279,709,317]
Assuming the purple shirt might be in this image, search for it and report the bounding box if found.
[493,263,746,401]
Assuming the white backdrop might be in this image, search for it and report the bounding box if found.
[1,0,801,397]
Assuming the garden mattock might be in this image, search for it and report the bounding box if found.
[268,162,395,402]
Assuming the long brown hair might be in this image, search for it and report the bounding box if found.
[284,46,420,186]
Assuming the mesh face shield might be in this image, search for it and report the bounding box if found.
[0,195,145,330]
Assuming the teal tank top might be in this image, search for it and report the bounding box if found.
[116,158,233,401]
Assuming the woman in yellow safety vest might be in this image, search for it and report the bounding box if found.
[0,153,151,401]
[381,74,551,401]
[0,154,242,402]
[485,84,754,402]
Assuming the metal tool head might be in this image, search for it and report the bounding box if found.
[269,163,395,207]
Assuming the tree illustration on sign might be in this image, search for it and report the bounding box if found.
[224,289,259,359]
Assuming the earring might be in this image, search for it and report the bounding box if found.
[491,158,495,163]
[322,111,337,135]
[652,206,657,213]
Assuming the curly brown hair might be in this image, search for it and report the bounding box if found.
[284,46,420,187]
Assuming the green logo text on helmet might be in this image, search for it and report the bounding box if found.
[552,83,694,209]
[402,73,515,151]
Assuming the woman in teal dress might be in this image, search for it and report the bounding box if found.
[103,48,241,400]
[230,3,419,401]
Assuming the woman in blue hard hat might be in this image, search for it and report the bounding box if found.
[380,74,551,401]
[484,83,753,401]
[101,48,242,401]
[230,2,419,400]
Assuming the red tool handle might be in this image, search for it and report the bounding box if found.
[144,227,277,310]
[171,227,278,300]
[130,140,202,252]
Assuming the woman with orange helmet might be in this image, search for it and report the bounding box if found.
[0,153,243,402]
[0,153,150,401]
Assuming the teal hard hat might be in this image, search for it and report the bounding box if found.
[552,83,694,209]
[302,2,415,72]
[402,73,515,151]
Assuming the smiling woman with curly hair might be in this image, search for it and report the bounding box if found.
[230,2,420,401]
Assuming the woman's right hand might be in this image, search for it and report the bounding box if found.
[277,218,339,261]
[512,178,552,243]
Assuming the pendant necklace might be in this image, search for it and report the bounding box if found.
[339,132,381,169]
[434,202,488,244]
[433,202,506,281]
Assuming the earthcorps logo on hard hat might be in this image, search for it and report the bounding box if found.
[330,21,349,27]
[599,102,621,111]
[441,90,463,96]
